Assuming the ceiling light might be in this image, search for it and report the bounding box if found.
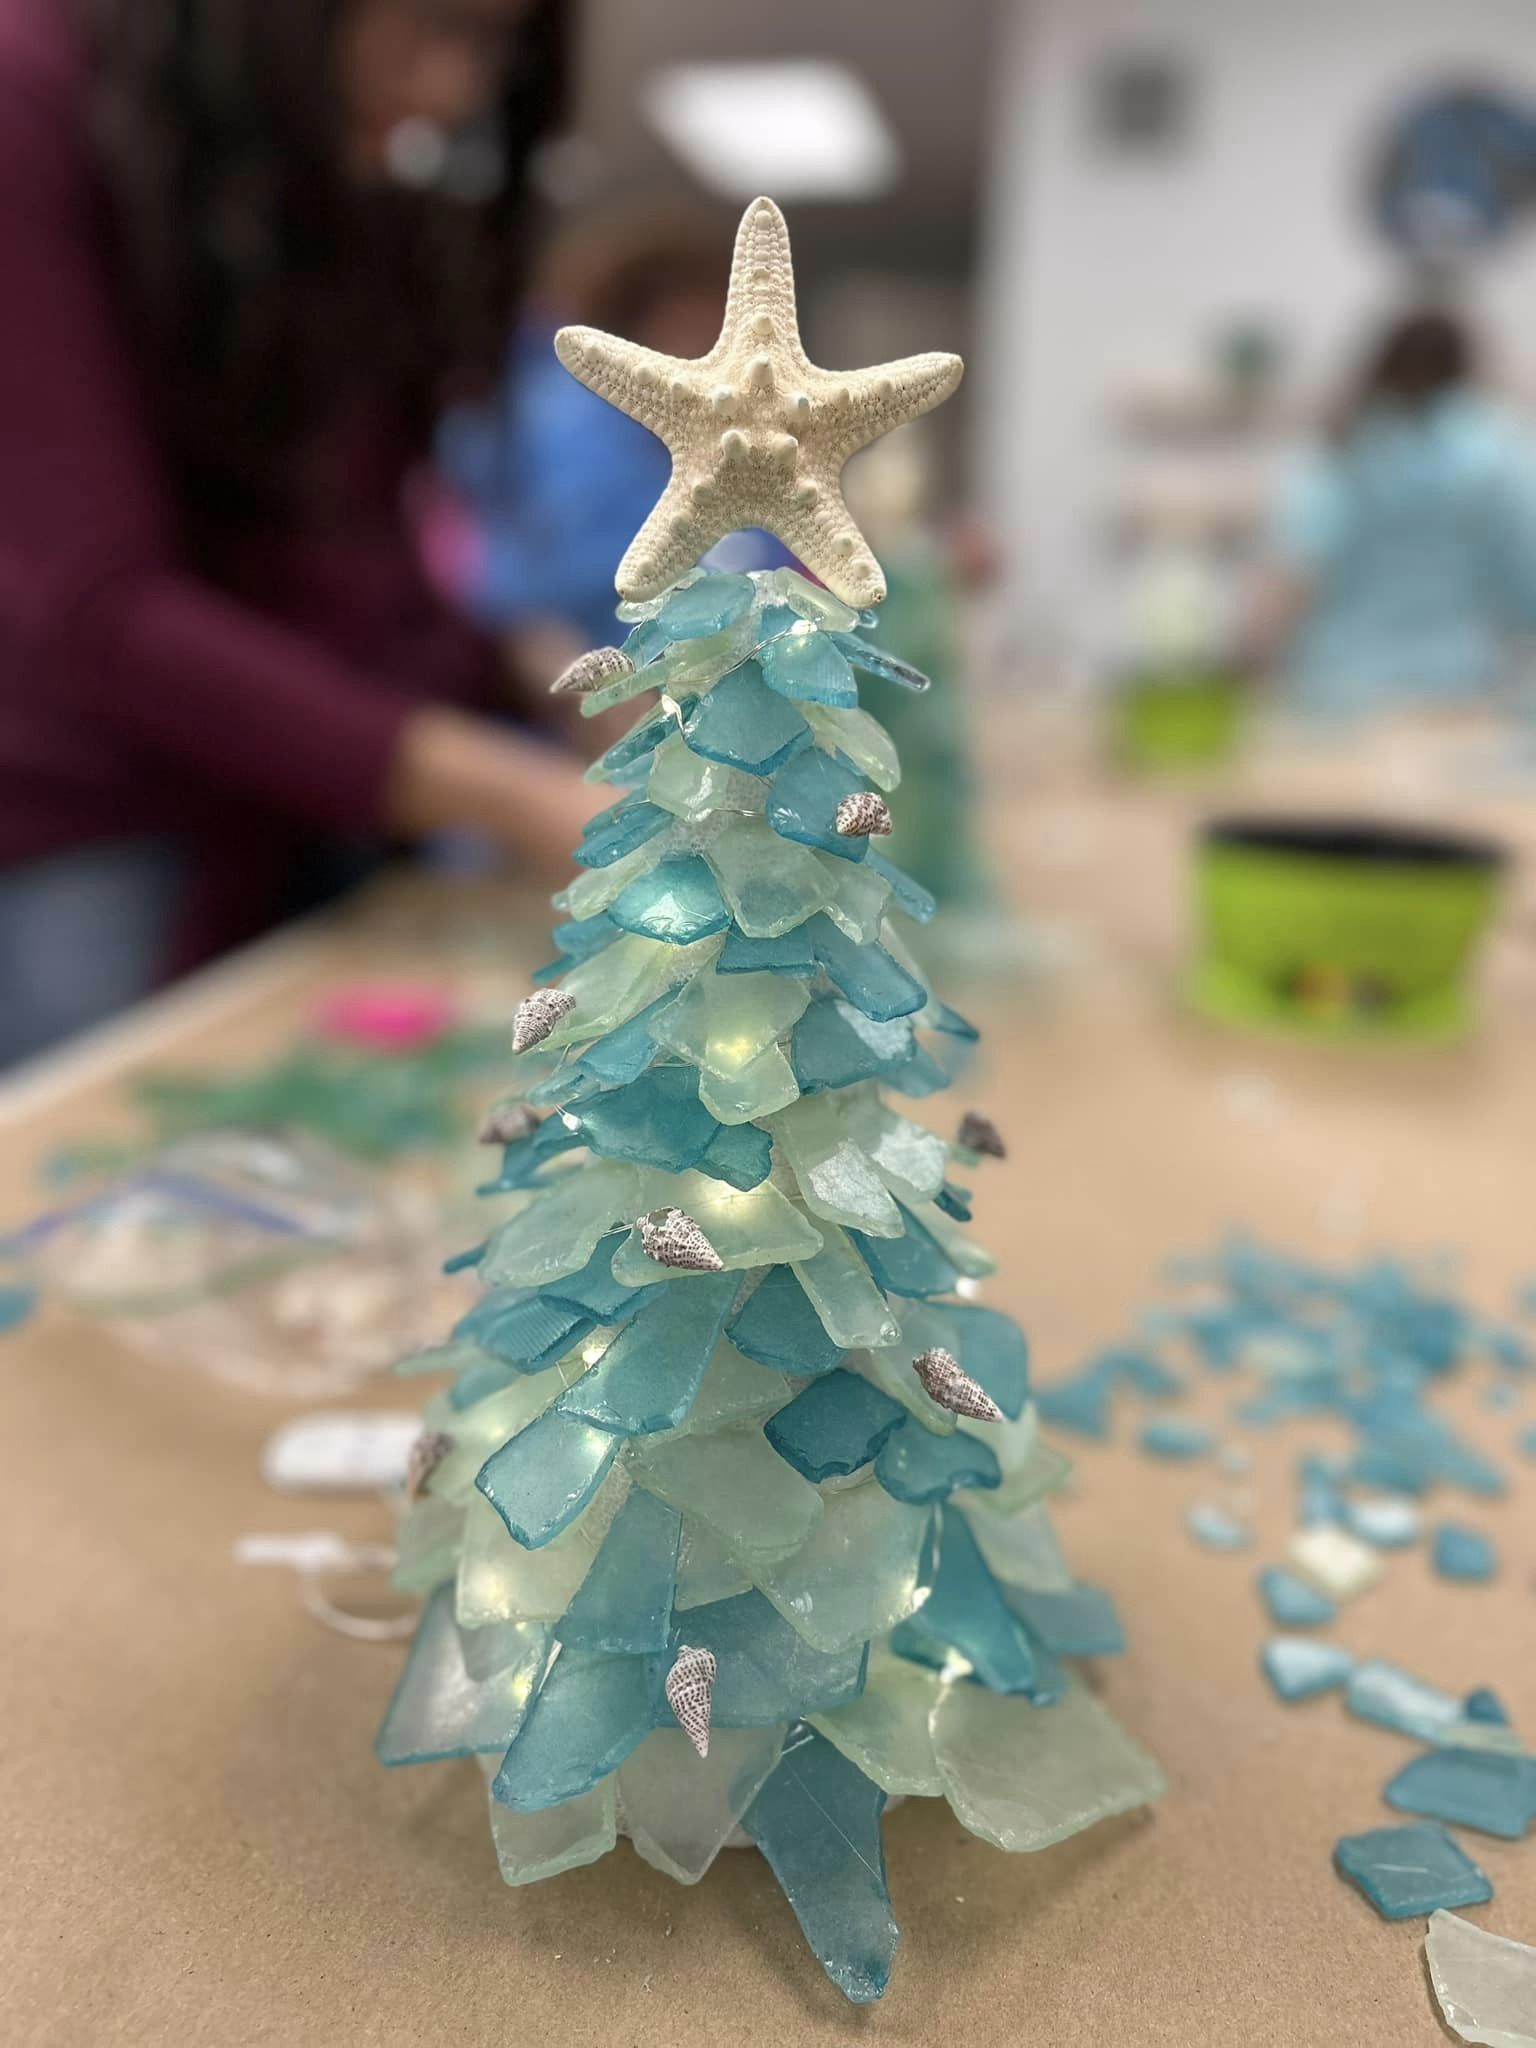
[642,60,901,203]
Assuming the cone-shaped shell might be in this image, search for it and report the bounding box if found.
[405,1430,454,1504]
[834,791,893,838]
[639,1206,725,1272]
[912,1346,1004,1423]
[551,645,635,697]
[511,987,575,1054]
[665,1644,718,1758]
[956,1110,1006,1160]
[478,1102,541,1146]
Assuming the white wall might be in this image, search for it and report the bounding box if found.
[976,0,1536,653]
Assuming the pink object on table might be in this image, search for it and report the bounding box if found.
[313,985,459,1052]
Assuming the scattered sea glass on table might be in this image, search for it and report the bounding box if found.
[1334,1821,1493,1920]
[1433,1523,1498,1582]
[1261,1636,1355,1702]
[1426,1908,1536,2048]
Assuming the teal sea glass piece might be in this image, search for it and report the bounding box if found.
[1346,1659,1460,1743]
[566,1065,719,1174]
[619,1725,786,1885]
[670,1590,869,1725]
[1005,1581,1125,1657]
[668,1338,794,1437]
[557,1274,736,1435]
[376,1585,552,1764]
[1186,1503,1252,1550]
[1433,1522,1497,1581]
[697,1119,773,1190]
[476,1411,621,1549]
[1385,1748,1536,1839]
[575,799,670,870]
[588,702,689,784]
[1260,1636,1355,1702]
[608,856,731,946]
[456,1480,624,1626]
[575,997,669,1087]
[741,1728,897,2006]
[851,1206,961,1300]
[875,1414,1001,1503]
[759,627,859,706]
[755,1483,934,1652]
[1256,1566,1337,1628]
[832,632,930,693]
[480,1161,664,1288]
[766,748,868,862]
[1139,1417,1215,1460]
[717,927,817,977]
[1334,1821,1493,1919]
[892,1505,1040,1693]
[491,1647,660,1811]
[543,1232,647,1322]
[682,661,811,774]
[806,915,926,1022]
[793,1221,903,1350]
[790,998,916,1094]
[867,850,937,924]
[551,913,620,966]
[765,1369,906,1481]
[456,1290,591,1371]
[706,814,831,938]
[728,1264,845,1376]
[660,571,754,639]
[557,1489,681,1654]
[485,1769,616,1886]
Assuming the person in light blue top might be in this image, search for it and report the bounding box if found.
[1252,310,1536,714]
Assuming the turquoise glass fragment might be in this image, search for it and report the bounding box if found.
[1346,1659,1461,1743]
[1256,1566,1337,1628]
[573,996,669,1087]
[659,571,754,638]
[669,1590,869,1725]
[866,850,937,923]
[552,913,620,965]
[728,1264,846,1376]
[851,1206,961,1300]
[621,616,669,666]
[759,627,859,707]
[565,1064,719,1173]
[766,749,868,862]
[935,1182,972,1221]
[706,814,831,937]
[696,1119,773,1190]
[557,1489,681,1655]
[831,632,930,693]
[607,855,731,946]
[1260,1636,1355,1702]
[476,1411,621,1548]
[790,999,915,1094]
[1385,1748,1536,1839]
[543,1231,648,1322]
[891,1505,1041,1694]
[717,927,817,977]
[1033,1367,1115,1439]
[574,799,670,870]
[455,1290,591,1371]
[805,915,926,1022]
[1186,1503,1252,1549]
[588,701,690,783]
[376,1584,552,1764]
[682,661,812,774]
[1004,1581,1125,1657]
[742,1728,896,2006]
[875,1414,1001,1504]
[765,1368,906,1481]
[1433,1522,1498,1581]
[1334,1821,1493,1919]
[556,1274,737,1435]
[491,1647,661,1811]
[1139,1417,1215,1459]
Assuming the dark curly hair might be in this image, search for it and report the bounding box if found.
[82,0,572,531]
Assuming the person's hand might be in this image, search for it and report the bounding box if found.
[384,706,603,874]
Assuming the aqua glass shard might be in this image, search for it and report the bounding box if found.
[971,1416,1072,1519]
[485,1768,616,1886]
[804,703,900,790]
[660,571,755,638]
[706,814,832,937]
[570,998,669,1087]
[393,1496,465,1595]
[755,1481,935,1653]
[492,1647,661,1811]
[627,1425,823,1568]
[586,701,687,785]
[1433,1523,1498,1581]
[480,1161,662,1288]
[759,627,859,706]
[696,1042,801,1125]
[851,1207,961,1300]
[806,915,926,1022]
[717,927,817,977]
[810,1650,944,1795]
[832,633,931,693]
[793,1222,903,1349]
[1426,1905,1536,2046]
[911,1198,994,1281]
[765,1369,907,1481]
[790,999,915,1094]
[544,1231,650,1322]
[420,1373,572,1505]
[1260,1636,1355,1702]
[551,913,621,966]
[934,1176,970,1221]
[682,661,812,774]
[697,1119,774,1190]
[609,1172,822,1284]
[1139,1417,1216,1460]
[815,855,893,942]
[771,1096,903,1237]
[619,1724,787,1885]
[565,1064,719,1173]
[455,1478,628,1626]
[455,1289,591,1371]
[377,1586,552,1764]
[932,1677,1165,1853]
[875,1414,1001,1504]
[575,799,671,870]
[1334,1822,1493,1920]
[1188,1503,1253,1551]
[1386,1749,1536,1839]
[670,1590,869,1724]
[729,1264,845,1376]
[651,966,810,1078]
[659,1337,795,1438]
[890,1504,1038,1692]
[557,834,670,920]
[607,855,731,946]
[1005,1581,1126,1658]
[648,735,762,820]
[557,1489,681,1655]
[866,850,937,924]
[557,1274,737,1434]
[477,1411,621,1549]
[766,748,868,862]
[840,1093,948,1206]
[741,1728,897,2005]
[675,1518,754,1609]
[1346,1659,1461,1742]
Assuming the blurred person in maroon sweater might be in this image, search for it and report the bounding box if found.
[0,0,595,1063]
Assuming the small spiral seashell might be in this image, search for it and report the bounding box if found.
[638,1207,725,1273]
[511,987,575,1054]
[551,645,634,696]
[834,791,893,838]
[665,1644,718,1758]
[405,1431,454,1504]
[956,1110,1006,1160]
[912,1346,1004,1423]
[477,1102,540,1146]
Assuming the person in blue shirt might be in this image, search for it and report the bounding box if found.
[1249,309,1536,714]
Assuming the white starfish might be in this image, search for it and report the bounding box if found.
[554,196,963,609]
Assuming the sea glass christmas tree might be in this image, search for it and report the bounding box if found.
[379,198,1162,2004]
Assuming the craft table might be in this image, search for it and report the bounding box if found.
[3,711,1533,2047]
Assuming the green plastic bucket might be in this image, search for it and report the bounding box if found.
[1113,667,1245,772]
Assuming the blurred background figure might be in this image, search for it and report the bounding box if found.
[1246,308,1536,714]
[0,0,593,1065]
